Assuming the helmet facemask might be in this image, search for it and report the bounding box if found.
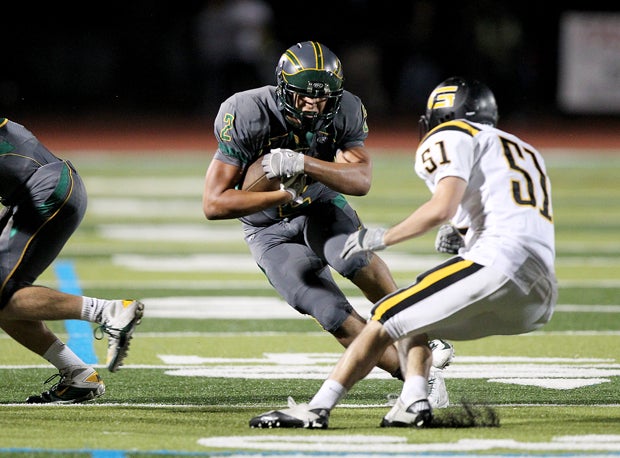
[279,81,343,131]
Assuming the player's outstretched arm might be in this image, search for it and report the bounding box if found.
[384,176,467,246]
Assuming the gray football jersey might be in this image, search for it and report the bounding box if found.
[0,118,64,205]
[212,86,369,225]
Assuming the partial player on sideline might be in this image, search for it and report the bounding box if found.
[0,118,144,403]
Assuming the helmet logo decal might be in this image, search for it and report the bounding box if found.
[428,85,459,110]
[308,81,329,93]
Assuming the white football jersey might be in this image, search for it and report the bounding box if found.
[415,120,555,292]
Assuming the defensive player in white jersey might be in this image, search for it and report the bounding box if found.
[249,76,557,429]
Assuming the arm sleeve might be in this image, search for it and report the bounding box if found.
[334,91,369,150]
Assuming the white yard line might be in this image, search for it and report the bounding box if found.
[139,296,620,319]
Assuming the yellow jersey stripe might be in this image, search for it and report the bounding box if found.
[372,259,475,320]
[422,120,481,143]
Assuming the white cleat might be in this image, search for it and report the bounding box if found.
[99,299,145,372]
[430,339,455,369]
[428,368,450,408]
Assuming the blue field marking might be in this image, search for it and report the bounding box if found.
[54,260,98,364]
[0,449,271,457]
[91,451,126,458]
[0,450,198,457]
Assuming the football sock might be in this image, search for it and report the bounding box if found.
[308,379,347,411]
[400,375,429,407]
[81,296,111,323]
[43,339,86,371]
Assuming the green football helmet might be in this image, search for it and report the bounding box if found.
[275,41,344,131]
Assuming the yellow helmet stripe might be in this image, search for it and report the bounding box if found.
[284,41,325,72]
[284,49,303,71]
[310,41,324,69]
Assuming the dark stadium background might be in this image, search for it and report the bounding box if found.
[2,1,619,132]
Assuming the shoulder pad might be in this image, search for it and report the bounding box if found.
[423,120,481,142]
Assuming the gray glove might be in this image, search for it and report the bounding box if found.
[262,148,305,179]
[280,173,307,204]
[341,227,387,260]
[435,224,465,254]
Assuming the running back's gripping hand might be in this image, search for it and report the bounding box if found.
[341,227,387,260]
[262,148,305,179]
[280,173,307,204]
[435,224,465,254]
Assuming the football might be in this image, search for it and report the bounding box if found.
[241,156,281,192]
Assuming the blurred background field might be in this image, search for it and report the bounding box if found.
[3,2,620,129]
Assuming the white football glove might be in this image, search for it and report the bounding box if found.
[341,227,387,260]
[435,224,465,254]
[280,173,307,204]
[262,148,305,179]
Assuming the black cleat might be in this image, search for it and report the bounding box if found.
[249,397,329,429]
[26,368,105,404]
[381,398,433,428]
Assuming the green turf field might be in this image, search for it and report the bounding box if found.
[1,148,619,457]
